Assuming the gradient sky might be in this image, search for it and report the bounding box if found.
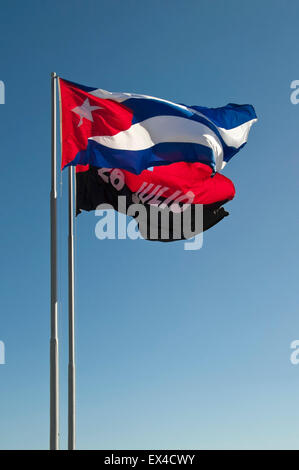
[1,0,299,450]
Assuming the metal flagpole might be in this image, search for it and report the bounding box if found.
[68,165,76,450]
[50,72,59,450]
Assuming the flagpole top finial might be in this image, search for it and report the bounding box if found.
[51,72,57,79]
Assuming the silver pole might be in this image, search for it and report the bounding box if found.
[68,165,76,450]
[50,72,59,450]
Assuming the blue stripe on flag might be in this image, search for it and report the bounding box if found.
[190,103,257,129]
[122,98,256,164]
[67,140,216,175]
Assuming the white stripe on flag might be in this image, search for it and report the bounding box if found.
[90,88,257,150]
[89,115,224,170]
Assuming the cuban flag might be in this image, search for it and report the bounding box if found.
[59,78,257,175]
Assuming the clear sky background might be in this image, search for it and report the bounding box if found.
[0,0,299,450]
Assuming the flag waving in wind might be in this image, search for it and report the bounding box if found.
[76,162,236,241]
[59,78,257,175]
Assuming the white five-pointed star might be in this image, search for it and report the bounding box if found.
[72,98,102,127]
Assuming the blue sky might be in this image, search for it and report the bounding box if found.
[1,0,299,450]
